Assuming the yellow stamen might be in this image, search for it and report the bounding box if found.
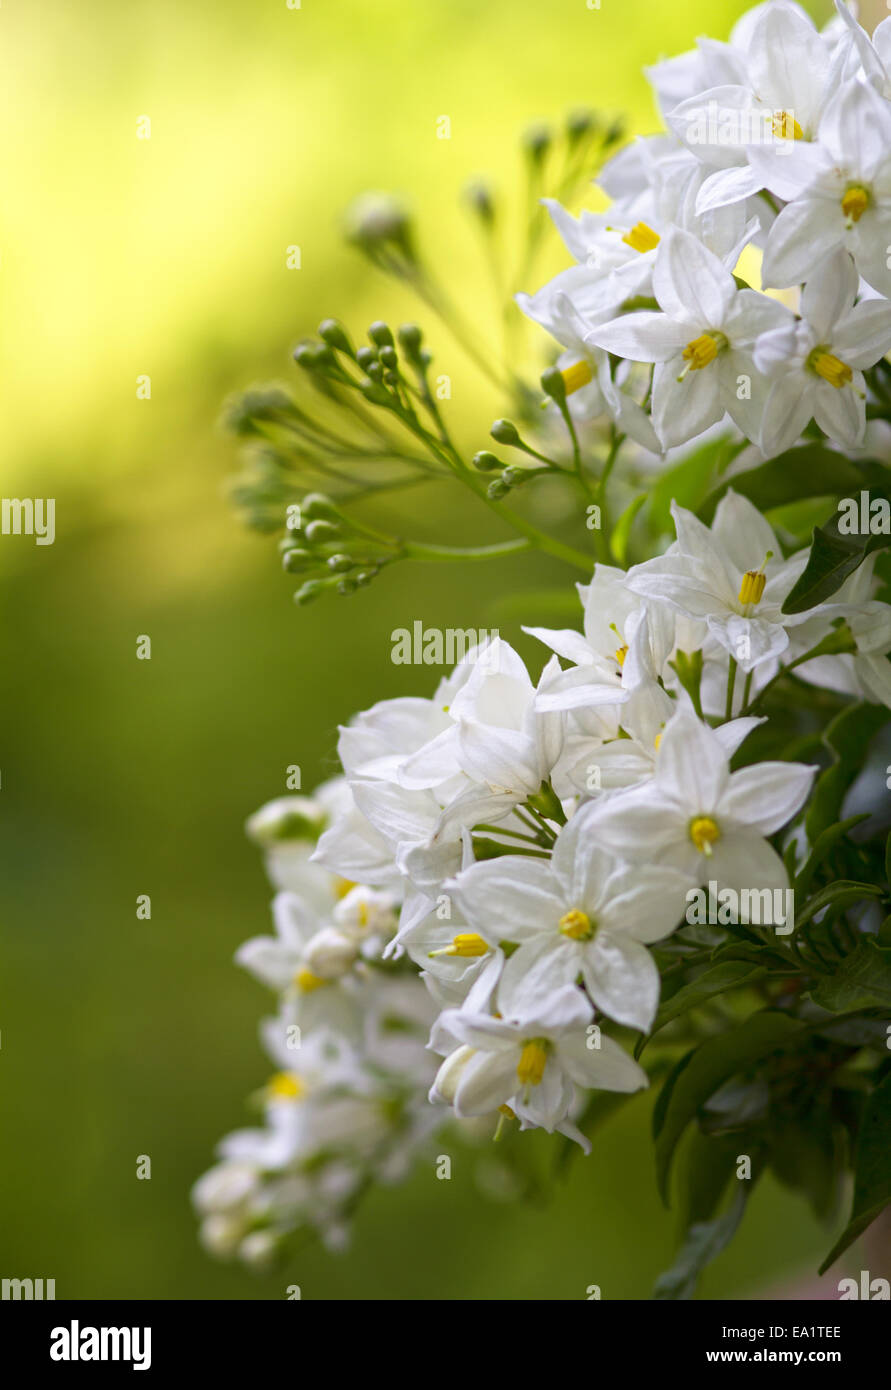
[653,732,662,751]
[559,908,595,941]
[841,185,870,223]
[430,932,490,958]
[621,221,661,253]
[771,110,803,141]
[810,350,853,389]
[689,815,721,856]
[334,878,356,899]
[738,570,767,605]
[498,1104,516,1118]
[295,966,328,992]
[358,901,369,929]
[517,1039,549,1087]
[615,644,629,668]
[681,332,722,372]
[267,1072,304,1101]
[561,359,594,395]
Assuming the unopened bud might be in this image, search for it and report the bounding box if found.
[490,418,520,446]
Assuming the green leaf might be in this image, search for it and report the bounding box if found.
[698,445,865,526]
[639,961,768,1055]
[795,814,871,897]
[610,492,646,566]
[646,433,743,537]
[782,479,891,614]
[809,939,891,1013]
[819,1070,891,1273]
[769,1106,839,1220]
[805,702,891,842]
[653,1011,804,1203]
[653,1187,748,1299]
[795,880,885,930]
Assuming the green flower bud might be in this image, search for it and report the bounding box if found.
[304,519,340,544]
[368,321,394,349]
[356,345,378,371]
[246,795,328,846]
[523,123,551,163]
[337,576,358,595]
[472,450,504,472]
[540,365,567,403]
[292,341,322,371]
[282,548,314,572]
[300,493,338,520]
[566,108,597,144]
[327,553,354,573]
[379,344,398,370]
[359,379,393,406]
[318,319,354,355]
[487,478,509,499]
[465,180,495,224]
[490,418,520,446]
[295,579,325,606]
[503,465,531,486]
[397,323,423,358]
[355,570,374,587]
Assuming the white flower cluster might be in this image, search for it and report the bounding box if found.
[195,480,891,1259]
[196,0,891,1266]
[520,0,891,455]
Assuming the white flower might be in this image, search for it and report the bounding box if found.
[669,3,841,212]
[626,491,812,671]
[755,249,891,454]
[582,707,816,896]
[755,80,891,297]
[450,813,689,1030]
[585,228,791,448]
[429,986,647,1141]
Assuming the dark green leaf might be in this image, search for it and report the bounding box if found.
[653,1187,748,1299]
[809,939,891,1013]
[698,445,865,526]
[795,814,871,897]
[654,1011,804,1203]
[640,961,768,1055]
[805,703,891,842]
[782,478,891,614]
[795,880,884,930]
[819,1070,891,1273]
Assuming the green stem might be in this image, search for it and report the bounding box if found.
[725,655,738,722]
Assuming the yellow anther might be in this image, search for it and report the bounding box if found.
[561,359,594,395]
[841,185,870,223]
[295,966,328,992]
[771,110,803,141]
[681,332,722,372]
[430,933,490,958]
[653,732,662,751]
[621,221,661,253]
[739,570,767,605]
[810,350,853,389]
[689,815,721,856]
[267,1072,304,1101]
[559,908,595,941]
[517,1039,549,1087]
[615,644,629,668]
[334,878,356,899]
[498,1104,516,1118]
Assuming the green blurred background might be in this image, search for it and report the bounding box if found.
[1,0,850,1299]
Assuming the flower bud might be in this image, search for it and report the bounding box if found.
[303,926,358,979]
[245,796,328,846]
[490,418,520,446]
[282,548,315,573]
[300,492,338,520]
[327,553,354,573]
[304,519,340,544]
[397,323,423,358]
[318,319,354,355]
[431,1044,476,1105]
[473,450,503,472]
[368,320,395,349]
[540,364,567,403]
[295,579,325,605]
